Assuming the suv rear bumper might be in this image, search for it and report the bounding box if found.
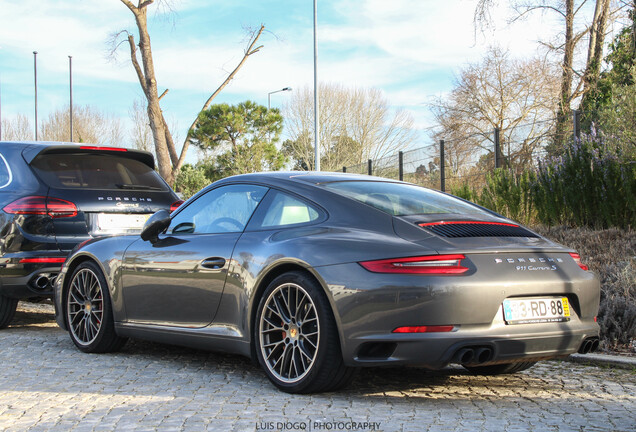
[0,256,66,298]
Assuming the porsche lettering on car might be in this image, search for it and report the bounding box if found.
[54,172,600,393]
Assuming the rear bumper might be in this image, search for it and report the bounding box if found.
[345,313,599,368]
[0,254,67,298]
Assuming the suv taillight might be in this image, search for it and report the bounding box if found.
[170,200,185,212]
[3,196,78,218]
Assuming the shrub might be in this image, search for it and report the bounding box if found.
[174,164,211,199]
[535,226,636,351]
[530,131,636,229]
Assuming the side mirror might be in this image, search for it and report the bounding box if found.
[141,209,171,243]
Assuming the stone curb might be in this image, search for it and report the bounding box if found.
[566,353,636,370]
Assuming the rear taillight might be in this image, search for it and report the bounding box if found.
[392,325,456,333]
[170,200,185,212]
[569,253,589,271]
[3,196,78,218]
[359,254,468,275]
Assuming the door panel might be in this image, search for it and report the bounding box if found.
[121,234,239,327]
[120,184,268,328]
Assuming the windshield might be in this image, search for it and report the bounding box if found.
[323,181,491,217]
[30,153,167,191]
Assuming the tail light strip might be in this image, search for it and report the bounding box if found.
[359,254,468,275]
[19,257,66,264]
[393,325,456,333]
[419,221,519,227]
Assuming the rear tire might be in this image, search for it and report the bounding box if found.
[255,271,356,393]
[464,361,537,375]
[65,261,126,353]
[0,295,18,329]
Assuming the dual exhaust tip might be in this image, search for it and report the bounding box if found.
[453,346,493,365]
[578,337,600,354]
[30,274,58,291]
[453,337,599,365]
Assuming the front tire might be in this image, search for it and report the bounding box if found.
[65,261,126,353]
[255,271,355,393]
[0,295,18,329]
[464,361,537,375]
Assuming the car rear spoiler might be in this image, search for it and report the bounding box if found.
[21,143,155,169]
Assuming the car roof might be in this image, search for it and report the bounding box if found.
[1,141,155,169]
[219,171,402,186]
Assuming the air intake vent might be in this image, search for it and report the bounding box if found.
[419,221,538,238]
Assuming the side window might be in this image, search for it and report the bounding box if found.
[252,190,322,229]
[0,153,12,189]
[168,184,268,234]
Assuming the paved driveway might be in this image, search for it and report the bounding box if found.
[0,302,634,432]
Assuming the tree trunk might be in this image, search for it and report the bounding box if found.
[120,1,265,186]
[554,0,575,151]
[580,0,611,112]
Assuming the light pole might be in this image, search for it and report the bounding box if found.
[313,0,320,171]
[268,87,291,109]
[69,55,73,142]
[33,51,38,141]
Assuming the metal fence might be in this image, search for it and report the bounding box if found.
[339,113,580,192]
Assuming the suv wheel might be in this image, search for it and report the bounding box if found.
[0,295,18,329]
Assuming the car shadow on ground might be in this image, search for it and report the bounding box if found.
[8,301,547,397]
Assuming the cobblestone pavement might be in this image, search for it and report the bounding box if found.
[0,302,634,432]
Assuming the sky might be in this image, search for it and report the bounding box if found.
[0,0,584,161]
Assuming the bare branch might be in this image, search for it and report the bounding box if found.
[183,24,266,150]
[158,89,169,101]
[139,0,155,9]
[127,34,147,95]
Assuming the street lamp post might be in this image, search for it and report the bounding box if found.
[313,0,320,171]
[268,87,291,109]
[33,51,38,141]
[69,55,73,142]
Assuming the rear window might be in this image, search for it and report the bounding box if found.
[30,153,167,191]
[323,181,491,217]
[0,153,11,189]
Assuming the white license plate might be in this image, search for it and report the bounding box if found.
[95,213,150,233]
[503,297,570,324]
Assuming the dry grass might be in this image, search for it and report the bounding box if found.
[534,226,636,352]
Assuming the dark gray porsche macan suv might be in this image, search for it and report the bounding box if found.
[0,141,182,328]
[53,172,600,393]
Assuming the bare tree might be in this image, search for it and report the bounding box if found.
[430,47,560,174]
[39,105,123,145]
[283,83,416,171]
[117,0,265,185]
[474,0,619,148]
[1,115,32,141]
[129,98,153,154]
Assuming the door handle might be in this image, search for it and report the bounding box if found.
[201,258,226,270]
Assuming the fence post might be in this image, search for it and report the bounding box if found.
[398,151,403,181]
[342,166,346,173]
[494,128,501,169]
[368,159,372,176]
[573,109,581,140]
[439,140,445,192]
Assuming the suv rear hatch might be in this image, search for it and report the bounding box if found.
[25,145,179,251]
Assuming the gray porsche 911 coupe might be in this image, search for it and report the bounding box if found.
[54,172,600,393]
